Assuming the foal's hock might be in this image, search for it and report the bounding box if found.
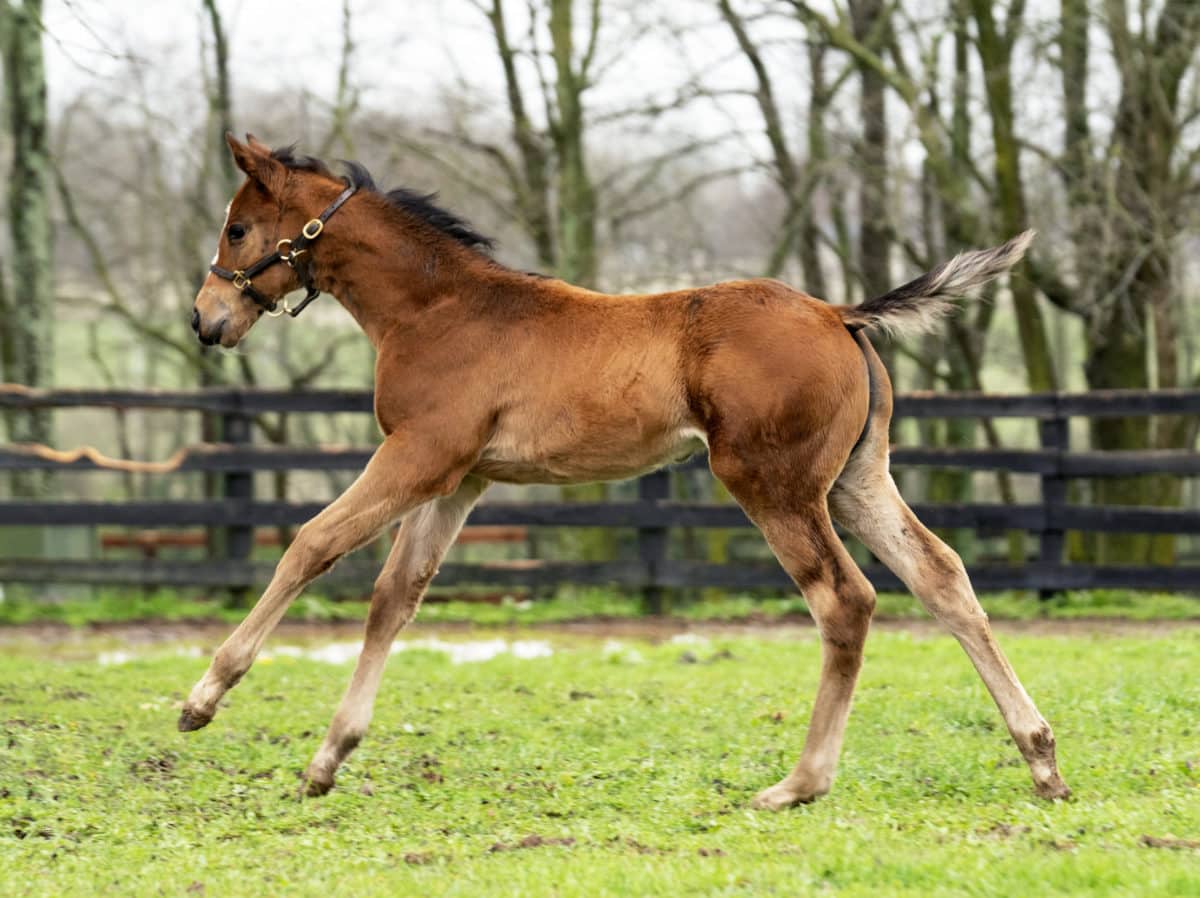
[182,133,1069,807]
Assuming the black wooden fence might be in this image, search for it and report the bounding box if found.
[1,386,1198,599]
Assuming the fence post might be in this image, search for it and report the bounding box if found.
[1037,402,1068,600]
[222,400,253,606]
[637,468,670,615]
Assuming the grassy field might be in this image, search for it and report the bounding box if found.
[1,626,1198,897]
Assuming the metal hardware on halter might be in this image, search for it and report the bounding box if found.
[208,182,356,319]
[274,238,307,266]
[264,287,320,318]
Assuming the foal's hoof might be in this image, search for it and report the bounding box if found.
[177,707,213,732]
[298,769,334,799]
[750,780,823,811]
[1034,777,1071,801]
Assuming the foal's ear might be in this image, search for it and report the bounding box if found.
[225,131,287,198]
[245,133,273,155]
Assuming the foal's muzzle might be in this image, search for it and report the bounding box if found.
[192,301,229,346]
[196,318,226,347]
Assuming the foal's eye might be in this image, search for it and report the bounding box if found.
[227,223,247,242]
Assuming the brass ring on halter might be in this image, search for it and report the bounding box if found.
[301,219,324,240]
[275,239,309,267]
[232,271,250,290]
[265,304,286,318]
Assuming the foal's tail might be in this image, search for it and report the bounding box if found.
[839,230,1034,339]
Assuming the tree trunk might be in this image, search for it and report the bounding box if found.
[798,40,828,298]
[849,0,890,316]
[1,0,54,497]
[549,0,597,287]
[969,0,1057,392]
[196,0,239,561]
[488,0,556,270]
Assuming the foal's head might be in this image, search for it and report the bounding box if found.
[192,133,344,347]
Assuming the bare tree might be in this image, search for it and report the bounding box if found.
[1031,0,1200,562]
[716,0,859,293]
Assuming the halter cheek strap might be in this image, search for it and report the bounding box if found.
[209,183,357,318]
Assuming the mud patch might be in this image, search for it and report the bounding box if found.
[131,754,176,780]
[489,834,576,852]
[1140,835,1200,851]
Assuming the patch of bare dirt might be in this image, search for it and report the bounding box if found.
[1140,835,1200,851]
[1,614,1197,652]
[488,834,576,852]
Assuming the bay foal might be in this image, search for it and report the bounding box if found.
[185,134,1069,806]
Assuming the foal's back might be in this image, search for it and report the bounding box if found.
[469,275,870,488]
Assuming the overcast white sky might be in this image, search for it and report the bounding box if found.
[40,1,725,125]
[44,1,457,102]
[39,1,1102,180]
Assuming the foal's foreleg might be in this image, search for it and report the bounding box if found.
[178,437,420,732]
[301,477,487,796]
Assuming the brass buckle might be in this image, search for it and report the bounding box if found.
[265,296,296,318]
[301,219,324,240]
[275,238,308,267]
[231,270,250,290]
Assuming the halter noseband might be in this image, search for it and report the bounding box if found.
[209,183,357,318]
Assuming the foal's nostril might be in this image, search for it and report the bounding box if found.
[195,317,226,347]
[191,309,200,333]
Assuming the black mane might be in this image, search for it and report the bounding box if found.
[270,145,496,254]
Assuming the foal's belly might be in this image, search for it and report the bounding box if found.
[474,425,707,485]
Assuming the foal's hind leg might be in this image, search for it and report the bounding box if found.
[711,452,876,810]
[301,476,487,796]
[749,506,876,809]
[829,442,1070,800]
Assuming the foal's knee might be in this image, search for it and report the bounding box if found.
[210,643,254,690]
[286,523,347,583]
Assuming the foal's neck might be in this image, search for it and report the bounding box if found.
[304,190,506,347]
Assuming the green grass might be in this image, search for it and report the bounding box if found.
[1,628,1198,896]
[1,585,1197,628]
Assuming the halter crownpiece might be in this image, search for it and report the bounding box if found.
[209,183,357,318]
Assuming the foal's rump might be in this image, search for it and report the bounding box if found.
[684,230,1034,494]
[681,280,875,494]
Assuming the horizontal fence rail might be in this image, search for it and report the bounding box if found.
[1,386,1198,597]
[4,500,1200,534]
[5,444,1200,477]
[5,385,1200,416]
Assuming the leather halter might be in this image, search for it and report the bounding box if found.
[209,183,357,318]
